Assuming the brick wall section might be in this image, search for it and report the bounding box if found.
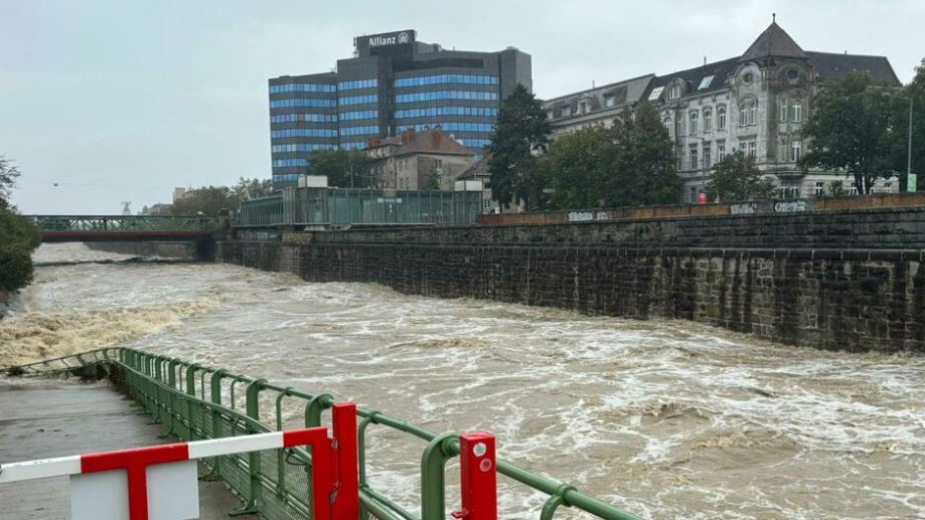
[216,207,925,353]
[284,206,925,250]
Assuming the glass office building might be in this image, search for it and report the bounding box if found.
[268,30,532,188]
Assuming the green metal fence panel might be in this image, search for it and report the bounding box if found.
[6,349,643,520]
[235,187,483,228]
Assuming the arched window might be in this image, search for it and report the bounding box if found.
[739,99,757,126]
[662,114,671,129]
[717,106,726,131]
[703,109,712,132]
[689,111,699,135]
[791,100,803,123]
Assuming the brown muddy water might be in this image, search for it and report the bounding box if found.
[1,243,924,519]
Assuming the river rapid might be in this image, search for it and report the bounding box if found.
[2,243,924,519]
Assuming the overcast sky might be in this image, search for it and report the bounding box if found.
[2,0,922,214]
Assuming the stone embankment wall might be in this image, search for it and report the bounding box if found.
[218,207,925,353]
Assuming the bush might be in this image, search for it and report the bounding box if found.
[0,243,33,291]
[0,207,41,292]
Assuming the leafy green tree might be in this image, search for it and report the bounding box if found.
[707,150,776,202]
[170,186,236,216]
[0,155,21,210]
[606,103,681,207]
[488,84,551,210]
[893,58,925,191]
[543,126,613,209]
[232,177,273,200]
[305,149,373,188]
[801,73,900,194]
[0,155,41,292]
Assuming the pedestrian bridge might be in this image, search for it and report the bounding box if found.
[24,215,217,242]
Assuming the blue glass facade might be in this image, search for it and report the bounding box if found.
[394,74,498,88]
[268,31,531,188]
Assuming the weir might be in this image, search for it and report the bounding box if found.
[2,349,642,520]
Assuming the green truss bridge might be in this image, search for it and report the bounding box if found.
[24,215,218,243]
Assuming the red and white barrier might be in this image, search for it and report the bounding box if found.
[452,432,497,520]
[0,402,359,520]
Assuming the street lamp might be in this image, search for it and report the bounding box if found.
[892,95,914,192]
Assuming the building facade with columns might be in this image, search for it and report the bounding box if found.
[543,20,901,202]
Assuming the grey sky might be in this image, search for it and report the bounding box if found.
[2,0,922,214]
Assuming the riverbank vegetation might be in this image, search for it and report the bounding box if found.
[0,155,41,293]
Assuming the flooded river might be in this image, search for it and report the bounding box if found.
[2,243,924,519]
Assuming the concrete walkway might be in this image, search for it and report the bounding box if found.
[0,378,257,519]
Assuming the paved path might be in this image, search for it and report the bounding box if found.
[0,377,257,519]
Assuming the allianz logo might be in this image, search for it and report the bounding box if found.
[369,32,410,47]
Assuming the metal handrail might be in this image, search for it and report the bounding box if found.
[6,348,643,520]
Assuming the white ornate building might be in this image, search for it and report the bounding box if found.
[543,20,901,202]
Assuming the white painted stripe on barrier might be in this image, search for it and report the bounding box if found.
[0,455,82,483]
[186,431,284,460]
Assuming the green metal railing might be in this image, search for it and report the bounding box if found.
[6,348,643,520]
[25,215,217,233]
[236,187,483,228]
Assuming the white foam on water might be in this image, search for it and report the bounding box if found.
[8,245,925,519]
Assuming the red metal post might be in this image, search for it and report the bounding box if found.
[332,402,360,520]
[282,427,335,520]
[452,431,497,520]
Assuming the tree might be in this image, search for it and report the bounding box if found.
[801,73,900,194]
[707,150,776,202]
[543,126,612,209]
[605,103,681,207]
[304,149,373,188]
[170,186,237,216]
[0,155,41,292]
[0,155,21,210]
[893,58,925,191]
[488,84,551,210]
[232,177,273,200]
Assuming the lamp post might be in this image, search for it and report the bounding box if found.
[892,95,914,192]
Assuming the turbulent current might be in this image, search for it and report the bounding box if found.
[2,243,924,519]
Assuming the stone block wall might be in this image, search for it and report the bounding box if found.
[216,207,925,353]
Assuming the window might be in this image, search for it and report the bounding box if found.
[717,141,726,162]
[689,111,699,135]
[547,111,554,119]
[579,101,588,114]
[269,83,336,94]
[779,96,788,123]
[341,110,378,121]
[717,106,726,131]
[662,115,671,129]
[675,116,683,138]
[703,144,712,168]
[739,100,757,126]
[747,140,757,158]
[341,125,379,137]
[778,185,801,199]
[815,182,825,197]
[271,128,338,139]
[648,86,665,102]
[668,84,681,99]
[787,69,800,81]
[743,72,754,84]
[337,79,377,91]
[394,107,498,119]
[394,74,498,88]
[396,122,493,133]
[791,101,803,123]
[338,94,378,106]
[690,187,698,202]
[395,91,498,103]
[703,109,712,133]
[269,98,337,108]
[791,139,802,162]
[698,76,714,90]
[690,145,699,170]
[604,94,616,107]
[561,106,571,117]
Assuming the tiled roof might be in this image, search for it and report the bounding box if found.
[740,21,807,62]
[642,57,741,100]
[806,51,900,85]
[368,128,474,157]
